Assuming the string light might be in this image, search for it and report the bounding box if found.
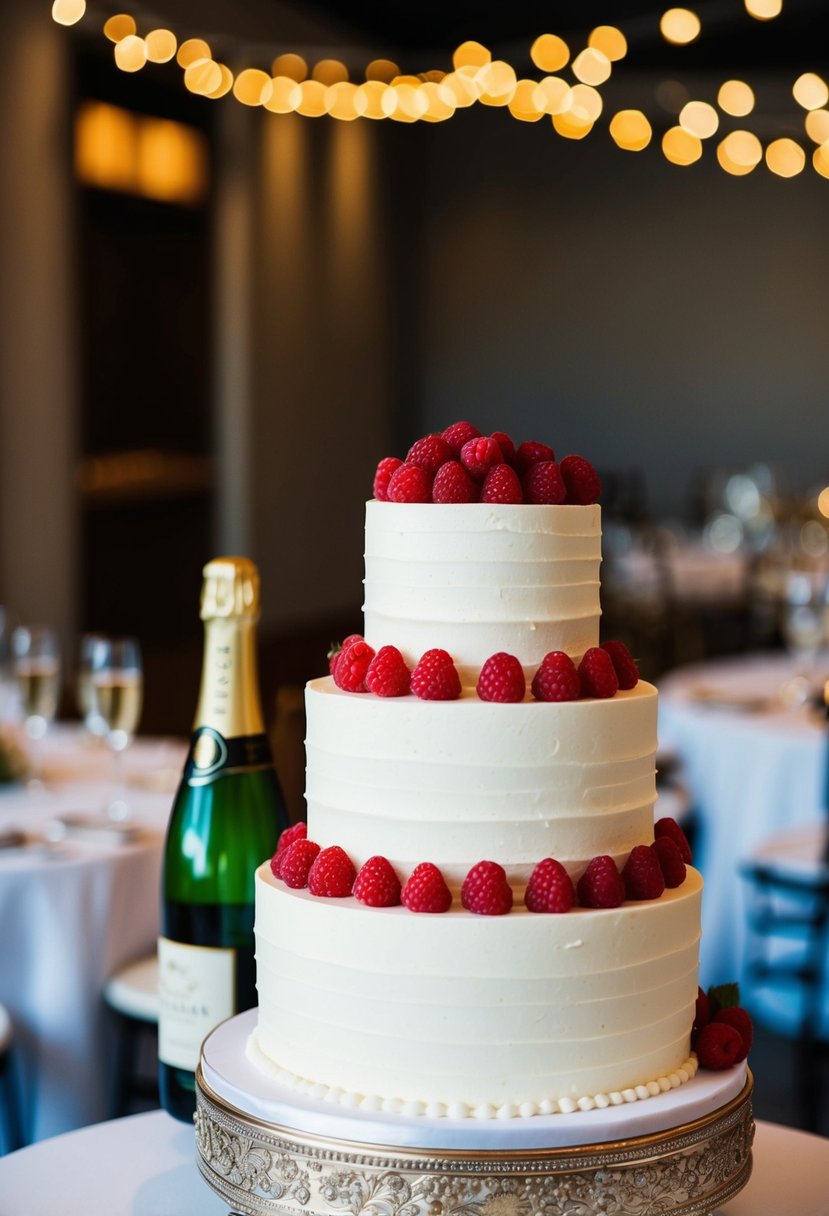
[183,59,222,96]
[717,130,762,174]
[660,9,701,46]
[420,82,456,123]
[144,30,177,65]
[679,101,719,138]
[103,14,135,41]
[609,110,652,151]
[572,48,612,86]
[233,69,272,106]
[272,53,307,81]
[477,62,518,107]
[365,59,398,84]
[570,84,603,123]
[662,125,702,164]
[51,0,85,26]
[793,73,829,111]
[553,111,593,139]
[814,143,829,179]
[177,39,211,68]
[295,80,328,117]
[114,35,146,73]
[264,76,301,114]
[717,80,754,116]
[805,109,829,143]
[534,77,571,115]
[508,80,547,122]
[765,137,805,176]
[357,81,397,119]
[326,81,366,121]
[531,34,570,73]
[744,0,782,18]
[453,41,490,70]
[588,27,627,62]
[312,59,349,86]
[206,66,234,100]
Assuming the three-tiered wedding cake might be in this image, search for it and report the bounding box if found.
[248,437,703,1119]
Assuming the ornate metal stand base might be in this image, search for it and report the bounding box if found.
[195,1063,754,1216]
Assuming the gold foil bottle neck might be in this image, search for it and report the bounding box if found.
[200,556,260,621]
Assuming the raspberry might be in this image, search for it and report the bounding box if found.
[352,855,401,907]
[560,454,602,505]
[524,858,575,913]
[600,640,639,690]
[652,835,687,888]
[694,986,710,1033]
[654,817,693,864]
[432,459,479,503]
[307,845,357,897]
[516,440,555,472]
[401,862,453,913]
[387,462,432,503]
[531,651,581,702]
[274,821,307,857]
[406,433,452,476]
[327,633,364,678]
[523,460,566,505]
[576,855,625,908]
[410,649,462,701]
[460,436,504,481]
[713,1007,753,1061]
[622,844,665,901]
[461,860,514,915]
[490,431,517,465]
[578,648,619,699]
[365,645,411,697]
[695,1022,744,1070]
[476,652,526,702]
[481,464,523,504]
[373,456,403,502]
[333,639,376,693]
[277,838,321,888]
[441,420,481,455]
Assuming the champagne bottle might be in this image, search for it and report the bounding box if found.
[158,556,288,1121]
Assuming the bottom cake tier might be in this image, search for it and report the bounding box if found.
[252,863,703,1117]
[195,1010,754,1216]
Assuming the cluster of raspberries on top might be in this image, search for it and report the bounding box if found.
[693,984,753,1071]
[373,422,601,505]
[269,816,691,915]
[329,637,639,701]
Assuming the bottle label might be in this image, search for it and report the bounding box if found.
[157,936,236,1070]
[183,726,273,786]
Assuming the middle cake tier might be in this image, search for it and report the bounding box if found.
[305,676,658,891]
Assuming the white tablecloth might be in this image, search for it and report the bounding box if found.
[0,1111,825,1215]
[0,726,185,1145]
[658,652,828,987]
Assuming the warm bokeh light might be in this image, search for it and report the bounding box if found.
[312,59,349,86]
[662,125,703,164]
[177,39,211,68]
[137,118,208,204]
[75,101,134,190]
[263,76,301,113]
[392,75,422,88]
[293,80,326,117]
[534,76,571,116]
[365,59,399,84]
[477,61,518,107]
[272,53,307,82]
[570,84,603,123]
[717,80,754,116]
[114,35,147,73]
[717,130,762,174]
[184,59,222,96]
[103,14,135,42]
[52,0,86,26]
[588,26,627,62]
[453,41,491,70]
[508,80,546,122]
[818,487,829,519]
[609,110,652,151]
[765,137,805,177]
[326,81,367,120]
[814,143,829,178]
[744,0,782,17]
[357,80,397,119]
[144,29,177,64]
[679,100,719,138]
[572,48,612,87]
[440,69,480,108]
[206,65,234,100]
[420,82,456,123]
[531,34,570,73]
[392,83,429,121]
[660,9,701,45]
[553,110,593,139]
[805,109,829,143]
[793,73,829,111]
[233,69,272,106]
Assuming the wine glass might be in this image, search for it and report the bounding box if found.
[11,625,61,787]
[89,636,143,819]
[76,633,109,742]
[779,570,829,707]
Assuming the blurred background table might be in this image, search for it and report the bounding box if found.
[0,725,184,1145]
[658,651,828,986]
[0,1111,826,1216]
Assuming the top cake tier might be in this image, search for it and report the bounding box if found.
[363,501,601,684]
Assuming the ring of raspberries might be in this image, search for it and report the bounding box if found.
[328,638,640,700]
[692,983,753,1070]
[269,816,692,914]
[373,423,601,506]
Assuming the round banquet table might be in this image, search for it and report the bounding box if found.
[657,651,829,987]
[0,724,185,1146]
[0,1110,826,1215]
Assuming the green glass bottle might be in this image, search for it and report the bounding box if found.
[158,556,288,1122]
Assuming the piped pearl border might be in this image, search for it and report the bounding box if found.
[246,1028,698,1120]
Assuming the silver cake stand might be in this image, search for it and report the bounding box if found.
[195,1010,754,1216]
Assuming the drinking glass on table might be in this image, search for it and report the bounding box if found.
[89,636,143,819]
[11,625,61,787]
[779,570,829,706]
[76,633,109,741]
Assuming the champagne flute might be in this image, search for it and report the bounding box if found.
[90,636,143,819]
[76,633,109,742]
[779,570,828,707]
[11,625,61,788]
